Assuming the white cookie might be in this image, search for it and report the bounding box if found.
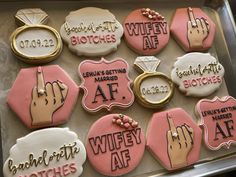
[60,7,123,57]
[171,52,224,97]
[3,128,86,177]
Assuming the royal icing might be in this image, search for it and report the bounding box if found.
[11,8,62,64]
[133,56,174,108]
[170,7,216,52]
[78,58,134,112]
[196,96,236,150]
[3,128,86,177]
[7,65,78,129]
[86,114,145,176]
[146,108,202,170]
[60,7,123,56]
[171,52,225,97]
[123,8,169,55]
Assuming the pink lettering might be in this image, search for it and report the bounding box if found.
[69,163,77,174]
[183,80,189,88]
[62,164,70,176]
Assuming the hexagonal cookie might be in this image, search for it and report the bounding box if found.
[170,7,215,52]
[7,65,78,129]
[146,108,202,170]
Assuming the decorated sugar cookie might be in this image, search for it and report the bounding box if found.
[86,114,145,176]
[171,52,224,97]
[146,108,202,170]
[3,128,86,177]
[133,56,174,108]
[7,65,78,129]
[10,8,62,64]
[123,8,169,55]
[196,96,236,150]
[60,7,123,57]
[170,7,216,52]
[78,58,134,113]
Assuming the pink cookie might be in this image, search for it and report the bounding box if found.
[170,7,216,52]
[78,58,134,113]
[86,114,145,176]
[7,65,78,129]
[196,96,236,150]
[123,8,169,55]
[146,108,202,171]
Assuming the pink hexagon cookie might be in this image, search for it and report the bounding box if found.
[196,96,236,150]
[123,8,169,55]
[7,65,78,129]
[86,114,145,176]
[78,58,134,113]
[146,108,202,171]
[170,7,216,52]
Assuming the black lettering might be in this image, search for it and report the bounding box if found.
[214,122,228,140]
[225,119,234,138]
[107,83,118,100]
[92,85,108,103]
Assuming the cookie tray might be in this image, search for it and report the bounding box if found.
[1,0,236,176]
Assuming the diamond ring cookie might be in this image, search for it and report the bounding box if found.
[146,108,202,170]
[171,52,225,97]
[196,96,236,150]
[78,58,134,113]
[10,8,62,64]
[123,8,169,55]
[86,114,145,176]
[170,7,216,52]
[133,56,174,108]
[3,128,86,177]
[7,65,78,129]
[60,7,123,57]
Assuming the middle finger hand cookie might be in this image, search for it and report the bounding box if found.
[146,108,202,170]
[7,65,78,129]
[170,7,216,52]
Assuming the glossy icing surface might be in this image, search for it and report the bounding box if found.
[11,8,62,64]
[78,58,134,112]
[86,114,145,176]
[123,8,169,55]
[3,128,86,177]
[7,65,78,129]
[170,7,215,52]
[60,7,123,56]
[171,52,224,97]
[196,96,236,150]
[146,108,202,171]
